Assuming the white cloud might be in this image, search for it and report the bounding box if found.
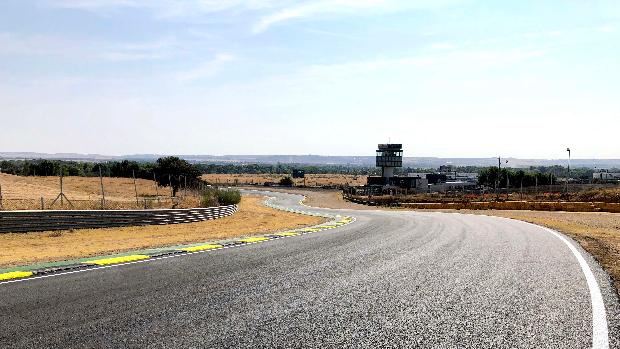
[253,0,399,33]
[252,0,460,33]
[173,53,236,81]
[47,0,462,34]
[47,0,283,17]
[298,48,544,78]
[0,32,182,62]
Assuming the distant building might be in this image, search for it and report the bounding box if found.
[593,170,620,182]
[428,181,478,193]
[375,143,403,177]
[367,144,427,192]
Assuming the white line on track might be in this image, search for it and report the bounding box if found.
[480,214,610,349]
[537,224,609,349]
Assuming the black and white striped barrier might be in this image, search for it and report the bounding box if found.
[0,205,238,233]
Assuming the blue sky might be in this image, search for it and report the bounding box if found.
[1,0,618,158]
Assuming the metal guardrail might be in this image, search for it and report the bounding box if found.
[0,205,238,233]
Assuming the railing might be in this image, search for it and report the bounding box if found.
[0,205,237,233]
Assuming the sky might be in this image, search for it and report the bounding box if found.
[0,0,619,158]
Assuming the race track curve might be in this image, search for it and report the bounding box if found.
[1,190,619,348]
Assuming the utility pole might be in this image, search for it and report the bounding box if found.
[566,147,571,194]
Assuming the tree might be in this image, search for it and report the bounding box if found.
[279,176,294,186]
[153,156,202,196]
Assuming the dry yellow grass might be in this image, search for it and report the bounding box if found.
[0,196,324,268]
[0,173,164,201]
[202,173,367,187]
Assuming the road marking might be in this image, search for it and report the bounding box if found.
[274,232,300,237]
[179,244,223,252]
[84,255,150,266]
[0,271,33,281]
[299,228,322,232]
[237,236,270,243]
[536,225,610,349]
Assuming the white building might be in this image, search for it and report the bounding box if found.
[593,171,620,181]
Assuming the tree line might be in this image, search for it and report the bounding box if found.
[1,158,613,190]
[476,166,605,187]
[0,157,202,196]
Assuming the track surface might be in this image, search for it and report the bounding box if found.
[1,191,619,348]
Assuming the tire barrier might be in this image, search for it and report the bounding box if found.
[0,205,238,233]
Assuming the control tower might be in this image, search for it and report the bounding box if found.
[376,144,403,178]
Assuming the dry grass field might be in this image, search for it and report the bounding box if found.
[0,173,163,201]
[0,173,200,209]
[202,173,367,187]
[0,196,324,268]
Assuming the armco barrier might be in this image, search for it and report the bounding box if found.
[0,205,238,233]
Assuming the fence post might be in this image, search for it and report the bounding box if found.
[169,174,173,197]
[0,181,3,209]
[99,166,106,208]
[60,173,64,207]
[133,170,139,206]
[153,172,159,201]
[41,197,44,210]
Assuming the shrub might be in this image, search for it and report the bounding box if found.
[279,176,294,186]
[217,189,241,205]
[200,188,219,207]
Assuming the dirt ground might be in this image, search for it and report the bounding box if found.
[202,173,367,187]
[0,196,324,268]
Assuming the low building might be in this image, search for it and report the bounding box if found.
[428,181,477,193]
[593,171,620,182]
[367,175,428,190]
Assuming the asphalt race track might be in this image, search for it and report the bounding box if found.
[1,191,619,348]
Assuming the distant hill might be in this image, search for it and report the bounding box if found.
[1,152,619,169]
